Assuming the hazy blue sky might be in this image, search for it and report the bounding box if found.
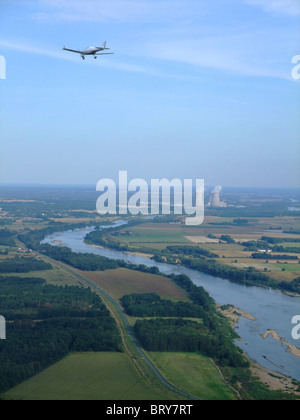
[0,0,299,187]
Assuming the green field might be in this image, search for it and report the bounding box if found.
[280,242,300,249]
[122,227,191,245]
[272,262,300,272]
[2,352,238,401]
[2,353,170,401]
[148,352,237,400]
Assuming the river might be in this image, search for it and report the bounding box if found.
[41,221,300,382]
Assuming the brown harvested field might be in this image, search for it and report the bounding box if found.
[216,249,253,258]
[74,267,189,301]
[265,270,298,282]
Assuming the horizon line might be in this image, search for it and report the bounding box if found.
[0,183,299,191]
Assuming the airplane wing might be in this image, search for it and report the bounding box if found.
[62,47,83,54]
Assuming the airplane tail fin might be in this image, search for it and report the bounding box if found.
[98,41,109,50]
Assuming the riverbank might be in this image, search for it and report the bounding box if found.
[218,305,300,397]
[217,304,257,326]
[125,251,154,259]
[261,330,300,359]
[282,290,300,299]
[88,243,104,250]
[250,360,300,398]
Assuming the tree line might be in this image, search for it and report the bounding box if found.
[251,253,298,260]
[120,293,207,318]
[41,244,120,271]
[261,236,300,244]
[166,245,219,259]
[0,256,52,273]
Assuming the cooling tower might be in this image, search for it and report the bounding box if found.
[210,192,221,207]
[208,186,226,207]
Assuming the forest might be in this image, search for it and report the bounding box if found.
[40,244,120,271]
[0,229,15,246]
[0,276,122,393]
[120,293,207,318]
[0,256,53,273]
[134,318,248,368]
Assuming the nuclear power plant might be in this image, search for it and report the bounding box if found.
[207,186,227,208]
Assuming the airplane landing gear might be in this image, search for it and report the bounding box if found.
[94,56,97,59]
[81,55,85,60]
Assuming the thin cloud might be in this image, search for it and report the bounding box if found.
[0,40,175,78]
[140,30,294,81]
[33,0,300,23]
[23,0,300,24]
[243,0,300,16]
[33,0,199,23]
[0,40,76,61]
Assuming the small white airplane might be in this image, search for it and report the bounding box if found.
[62,41,114,60]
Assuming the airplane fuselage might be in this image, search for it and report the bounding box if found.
[82,47,103,55]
